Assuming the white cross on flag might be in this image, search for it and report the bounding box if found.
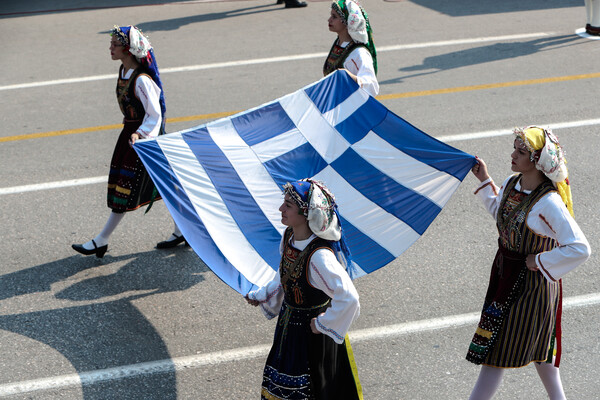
[134,70,476,294]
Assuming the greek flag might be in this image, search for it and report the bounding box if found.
[134,70,476,295]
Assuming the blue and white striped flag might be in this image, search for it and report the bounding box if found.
[135,70,476,295]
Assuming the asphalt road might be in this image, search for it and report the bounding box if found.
[0,0,599,399]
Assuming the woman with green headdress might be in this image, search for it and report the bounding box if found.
[325,0,379,97]
[466,126,591,399]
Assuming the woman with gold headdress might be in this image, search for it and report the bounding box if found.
[466,126,591,400]
[325,0,379,97]
[245,179,362,400]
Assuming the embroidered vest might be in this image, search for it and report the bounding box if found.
[279,228,333,307]
[496,174,557,254]
[323,39,367,76]
[116,65,147,121]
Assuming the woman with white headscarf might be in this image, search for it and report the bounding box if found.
[72,25,181,257]
[246,179,362,399]
[325,0,379,97]
[466,127,591,400]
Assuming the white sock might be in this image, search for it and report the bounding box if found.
[165,221,182,241]
[586,0,593,24]
[82,212,125,250]
[535,362,566,400]
[469,365,504,400]
[593,0,600,26]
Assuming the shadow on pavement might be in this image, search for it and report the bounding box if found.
[3,0,581,18]
[0,299,177,398]
[410,0,581,17]
[1,0,281,18]
[98,3,279,33]
[380,34,584,85]
[0,248,208,399]
[0,247,207,301]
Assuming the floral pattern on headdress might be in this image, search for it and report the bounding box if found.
[331,0,377,73]
[332,0,368,43]
[111,25,152,59]
[110,25,166,131]
[283,179,341,241]
[513,126,567,183]
[514,126,573,216]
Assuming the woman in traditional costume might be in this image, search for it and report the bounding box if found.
[325,0,379,97]
[246,179,362,400]
[467,127,591,400]
[72,25,180,257]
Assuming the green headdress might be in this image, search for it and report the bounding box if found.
[332,0,377,74]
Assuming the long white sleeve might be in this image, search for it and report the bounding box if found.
[474,177,502,217]
[246,272,283,320]
[474,175,591,281]
[308,248,360,344]
[528,193,591,281]
[247,233,360,341]
[343,46,379,97]
[133,74,162,138]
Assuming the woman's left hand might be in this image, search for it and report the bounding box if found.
[338,68,358,83]
[310,318,320,334]
[310,313,325,334]
[245,295,259,307]
[526,254,539,271]
[129,133,140,147]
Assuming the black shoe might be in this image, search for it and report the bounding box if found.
[285,0,307,8]
[72,240,108,258]
[276,0,284,4]
[156,233,186,249]
[586,24,600,36]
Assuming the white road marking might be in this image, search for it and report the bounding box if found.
[0,292,597,396]
[0,176,107,195]
[440,118,600,143]
[0,32,553,91]
[1,117,597,196]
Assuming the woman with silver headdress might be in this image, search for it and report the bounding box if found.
[246,179,362,399]
[72,25,180,257]
[325,0,379,97]
[466,127,591,399]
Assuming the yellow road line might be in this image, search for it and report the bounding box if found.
[0,111,239,143]
[376,72,600,101]
[3,72,600,143]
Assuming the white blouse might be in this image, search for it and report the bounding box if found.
[475,176,591,282]
[121,68,162,139]
[339,41,379,97]
[247,233,360,344]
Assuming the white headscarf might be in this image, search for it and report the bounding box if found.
[514,126,568,183]
[283,179,341,241]
[112,25,152,60]
[345,1,369,44]
[306,183,341,241]
[126,26,152,59]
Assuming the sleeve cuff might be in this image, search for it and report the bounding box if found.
[536,254,557,282]
[315,317,345,344]
[474,178,493,195]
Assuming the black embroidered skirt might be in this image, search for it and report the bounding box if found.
[107,120,160,212]
[262,301,362,400]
